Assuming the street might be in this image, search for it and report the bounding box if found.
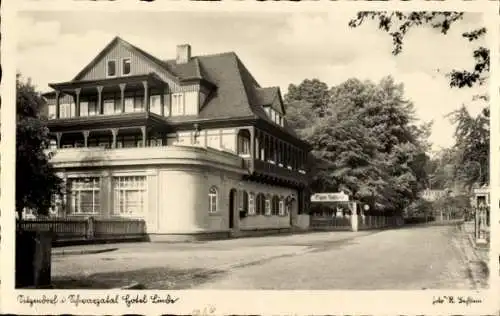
[51,224,487,290]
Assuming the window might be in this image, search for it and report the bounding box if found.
[265,196,271,216]
[272,195,280,216]
[122,58,131,75]
[248,192,255,215]
[88,100,98,116]
[256,193,265,215]
[114,99,122,113]
[59,103,71,118]
[49,139,57,150]
[113,176,146,216]
[279,199,285,216]
[237,130,251,156]
[172,93,184,116]
[107,60,116,77]
[69,177,100,214]
[48,104,56,119]
[125,97,134,113]
[80,101,89,116]
[103,99,115,115]
[150,95,162,115]
[149,138,163,147]
[163,94,171,117]
[134,96,144,112]
[239,191,249,214]
[208,186,218,213]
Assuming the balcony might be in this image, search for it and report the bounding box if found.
[49,146,247,173]
[247,158,308,185]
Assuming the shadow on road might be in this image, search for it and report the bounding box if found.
[51,267,227,289]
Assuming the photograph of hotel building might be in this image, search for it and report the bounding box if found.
[42,37,311,240]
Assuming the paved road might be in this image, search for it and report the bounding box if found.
[51,225,482,290]
[197,225,475,290]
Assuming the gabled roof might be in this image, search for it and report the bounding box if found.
[72,36,178,83]
[50,36,306,146]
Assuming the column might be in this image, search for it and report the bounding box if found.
[97,86,103,115]
[119,83,126,113]
[350,202,358,232]
[250,128,255,161]
[111,128,118,149]
[141,126,147,147]
[83,130,90,148]
[55,90,60,119]
[74,88,81,117]
[143,81,150,112]
[55,132,62,149]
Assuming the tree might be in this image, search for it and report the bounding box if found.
[286,76,430,215]
[348,11,490,190]
[448,105,489,188]
[16,74,63,222]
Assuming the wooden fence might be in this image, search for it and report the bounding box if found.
[310,215,403,231]
[18,217,147,245]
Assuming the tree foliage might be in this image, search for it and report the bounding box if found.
[16,74,63,220]
[447,105,489,188]
[348,11,490,190]
[286,76,430,215]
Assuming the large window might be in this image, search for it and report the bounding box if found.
[80,101,89,116]
[271,195,280,216]
[113,176,146,216]
[122,58,131,75]
[279,198,285,216]
[103,99,115,115]
[59,102,72,118]
[107,60,116,77]
[171,93,184,116]
[134,96,144,112]
[150,95,162,115]
[125,97,134,113]
[265,195,271,216]
[237,130,251,156]
[88,100,98,116]
[208,186,218,213]
[248,192,255,215]
[69,177,100,214]
[48,104,56,119]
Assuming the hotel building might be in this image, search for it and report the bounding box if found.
[42,37,311,239]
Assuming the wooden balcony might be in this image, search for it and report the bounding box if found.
[244,158,308,187]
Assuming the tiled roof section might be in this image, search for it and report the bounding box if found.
[255,87,279,107]
[195,52,256,119]
[163,58,203,80]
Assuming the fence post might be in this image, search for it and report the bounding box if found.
[86,217,95,240]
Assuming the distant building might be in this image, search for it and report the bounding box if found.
[420,189,448,202]
[41,37,311,239]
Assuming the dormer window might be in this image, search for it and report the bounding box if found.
[264,106,285,127]
[107,60,116,77]
[122,58,131,75]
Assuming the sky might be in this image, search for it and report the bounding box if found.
[16,11,488,152]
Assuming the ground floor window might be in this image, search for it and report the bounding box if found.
[113,176,147,216]
[279,199,285,216]
[248,192,255,215]
[271,195,279,215]
[69,177,100,214]
[208,186,218,213]
[265,195,271,216]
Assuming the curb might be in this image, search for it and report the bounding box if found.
[53,247,118,256]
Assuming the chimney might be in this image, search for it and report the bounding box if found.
[176,44,191,64]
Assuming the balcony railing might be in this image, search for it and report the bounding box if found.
[251,158,308,183]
